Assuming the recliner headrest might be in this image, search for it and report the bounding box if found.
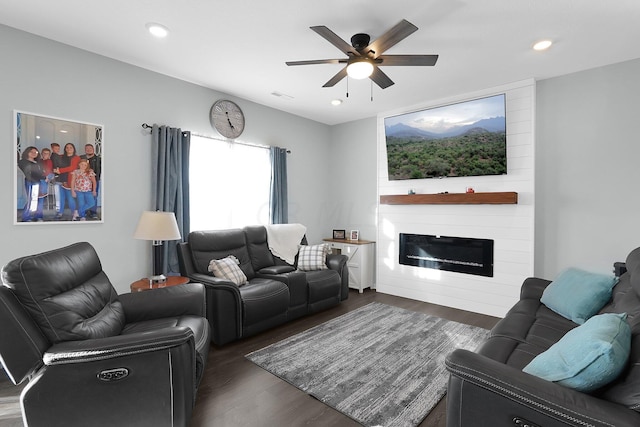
[1,242,124,343]
[187,229,256,278]
[189,229,245,251]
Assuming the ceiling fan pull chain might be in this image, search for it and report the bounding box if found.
[346,77,349,98]
[371,79,374,102]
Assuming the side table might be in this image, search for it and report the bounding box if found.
[323,238,375,293]
[130,276,189,292]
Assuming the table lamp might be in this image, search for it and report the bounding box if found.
[133,210,181,284]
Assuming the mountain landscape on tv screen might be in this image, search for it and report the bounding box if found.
[384,96,507,181]
[385,116,506,140]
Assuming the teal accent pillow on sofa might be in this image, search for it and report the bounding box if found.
[541,267,618,324]
[523,313,631,393]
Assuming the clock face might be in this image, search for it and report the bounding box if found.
[210,100,245,139]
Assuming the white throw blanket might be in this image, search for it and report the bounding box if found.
[265,223,307,265]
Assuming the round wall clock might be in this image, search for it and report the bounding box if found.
[210,99,245,139]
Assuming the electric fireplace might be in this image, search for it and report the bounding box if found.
[399,233,494,277]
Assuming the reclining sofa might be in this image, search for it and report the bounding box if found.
[445,246,640,427]
[0,242,210,427]
[177,225,349,346]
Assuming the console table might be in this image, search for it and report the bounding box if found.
[323,238,375,293]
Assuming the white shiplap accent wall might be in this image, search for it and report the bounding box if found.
[376,80,535,318]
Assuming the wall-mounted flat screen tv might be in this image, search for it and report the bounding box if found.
[384,94,506,180]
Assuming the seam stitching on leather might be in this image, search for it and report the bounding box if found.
[446,359,614,427]
[43,332,194,365]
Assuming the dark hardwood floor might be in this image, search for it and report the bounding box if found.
[0,290,499,426]
[190,289,499,427]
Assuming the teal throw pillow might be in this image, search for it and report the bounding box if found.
[540,267,618,324]
[522,313,631,393]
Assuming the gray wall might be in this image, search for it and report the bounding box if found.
[535,58,640,277]
[327,117,378,242]
[0,24,332,294]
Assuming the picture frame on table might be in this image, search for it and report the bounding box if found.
[14,110,104,225]
[333,229,346,239]
[350,230,359,241]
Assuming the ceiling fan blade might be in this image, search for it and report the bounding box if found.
[377,54,439,66]
[370,67,395,89]
[364,19,418,58]
[323,67,348,87]
[286,59,346,66]
[311,26,360,56]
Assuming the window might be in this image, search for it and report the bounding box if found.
[189,135,270,231]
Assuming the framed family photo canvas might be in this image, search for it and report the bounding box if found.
[14,111,104,225]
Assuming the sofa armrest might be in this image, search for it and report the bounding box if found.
[520,277,552,300]
[27,328,197,427]
[259,265,295,274]
[44,327,193,365]
[181,272,243,345]
[445,348,640,427]
[184,272,237,288]
[119,282,207,323]
[327,253,349,300]
[326,253,347,273]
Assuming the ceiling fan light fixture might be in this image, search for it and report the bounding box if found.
[286,20,437,90]
[346,59,374,80]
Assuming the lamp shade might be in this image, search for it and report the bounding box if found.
[133,211,181,241]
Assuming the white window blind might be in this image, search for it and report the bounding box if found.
[189,135,270,231]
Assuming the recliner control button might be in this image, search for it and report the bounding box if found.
[513,417,539,427]
[97,368,129,382]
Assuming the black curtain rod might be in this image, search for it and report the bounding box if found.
[142,123,291,153]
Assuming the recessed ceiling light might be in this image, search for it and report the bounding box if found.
[331,99,343,106]
[146,22,170,38]
[533,40,553,51]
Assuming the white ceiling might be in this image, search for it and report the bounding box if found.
[2,0,640,125]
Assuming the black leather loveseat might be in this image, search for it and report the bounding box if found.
[177,225,349,346]
[445,246,640,427]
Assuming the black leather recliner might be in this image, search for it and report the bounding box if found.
[0,242,211,427]
[177,225,349,346]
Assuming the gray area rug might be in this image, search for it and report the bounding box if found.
[246,302,489,427]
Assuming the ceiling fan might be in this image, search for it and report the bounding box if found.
[286,19,438,89]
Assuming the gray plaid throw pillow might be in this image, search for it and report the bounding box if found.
[208,255,248,286]
[297,244,329,271]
